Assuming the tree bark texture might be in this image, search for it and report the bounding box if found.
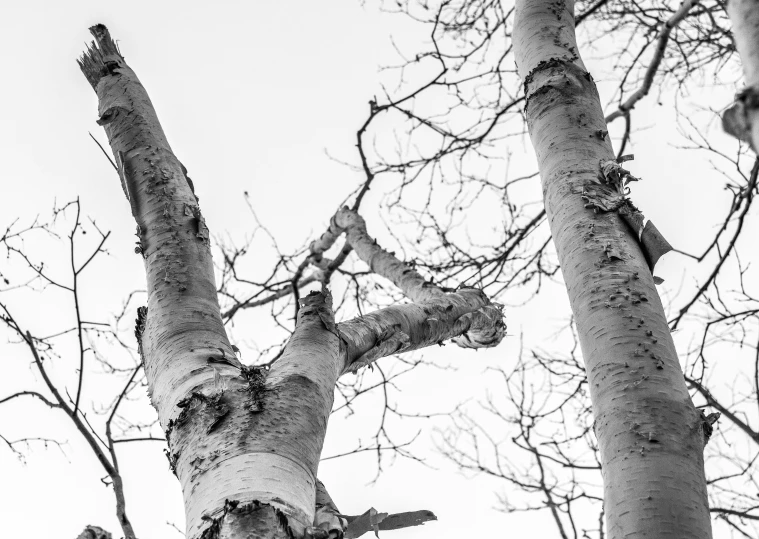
[513,2,712,537]
[79,24,504,539]
[76,526,112,539]
[331,207,505,372]
[727,0,759,151]
[79,26,341,538]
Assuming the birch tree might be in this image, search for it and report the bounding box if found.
[335,0,756,535]
[76,24,504,539]
[511,0,710,536]
[724,0,759,153]
[5,2,759,537]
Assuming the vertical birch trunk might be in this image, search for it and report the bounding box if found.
[79,26,343,539]
[512,1,712,537]
[725,0,759,151]
[78,25,504,539]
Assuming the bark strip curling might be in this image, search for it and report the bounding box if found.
[513,2,711,537]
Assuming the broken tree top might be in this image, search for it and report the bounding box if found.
[78,24,124,89]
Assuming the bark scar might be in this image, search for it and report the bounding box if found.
[240,365,267,413]
[175,387,230,434]
[179,161,200,203]
[522,57,586,111]
[185,203,210,242]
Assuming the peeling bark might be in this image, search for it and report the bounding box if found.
[337,289,502,373]
[312,480,348,538]
[80,26,342,539]
[80,24,502,539]
[75,525,112,539]
[171,291,342,538]
[513,2,711,537]
[724,0,759,152]
[328,207,506,373]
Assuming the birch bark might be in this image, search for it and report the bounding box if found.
[79,24,504,539]
[726,0,759,151]
[513,1,711,537]
[79,25,347,539]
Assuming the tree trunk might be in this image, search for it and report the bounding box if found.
[79,24,503,539]
[726,0,759,151]
[79,25,343,539]
[512,1,712,537]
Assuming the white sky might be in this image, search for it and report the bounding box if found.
[0,1,755,538]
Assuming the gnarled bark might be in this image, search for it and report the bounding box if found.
[513,2,711,537]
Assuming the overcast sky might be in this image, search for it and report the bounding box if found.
[0,1,754,539]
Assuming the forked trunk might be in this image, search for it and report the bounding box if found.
[79,24,504,539]
[512,1,711,537]
[725,0,759,151]
[79,26,341,539]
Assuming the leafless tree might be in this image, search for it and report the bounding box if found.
[3,1,759,537]
[327,0,758,537]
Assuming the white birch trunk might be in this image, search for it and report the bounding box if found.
[79,24,504,539]
[79,26,341,539]
[726,0,759,151]
[513,2,712,537]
